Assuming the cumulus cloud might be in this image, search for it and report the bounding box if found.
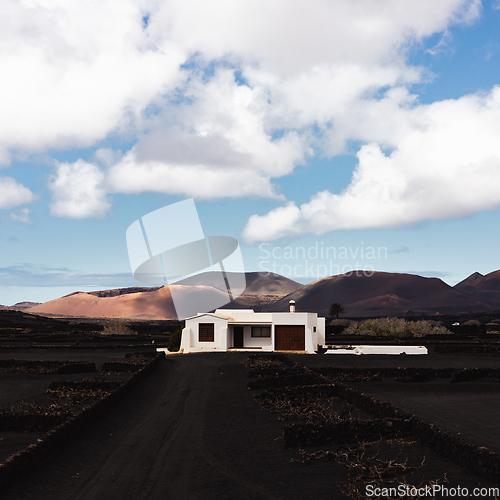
[103,0,483,205]
[150,0,480,74]
[0,0,185,164]
[242,87,500,242]
[0,177,35,209]
[2,0,492,224]
[49,160,111,218]
[107,69,308,199]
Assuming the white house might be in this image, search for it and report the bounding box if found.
[178,301,325,354]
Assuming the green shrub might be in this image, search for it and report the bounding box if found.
[167,328,182,352]
[342,317,450,338]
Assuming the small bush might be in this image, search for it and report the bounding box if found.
[167,328,182,352]
[329,318,355,327]
[342,317,450,338]
[101,321,135,336]
[462,319,481,327]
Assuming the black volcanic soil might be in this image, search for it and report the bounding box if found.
[3,351,500,500]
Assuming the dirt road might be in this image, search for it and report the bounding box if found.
[5,352,500,500]
[4,353,349,500]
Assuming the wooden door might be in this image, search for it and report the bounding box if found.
[275,325,305,351]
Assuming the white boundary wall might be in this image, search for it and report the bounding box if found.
[325,345,428,355]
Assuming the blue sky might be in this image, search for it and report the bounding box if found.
[1,0,500,305]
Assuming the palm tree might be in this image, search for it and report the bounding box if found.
[329,302,345,319]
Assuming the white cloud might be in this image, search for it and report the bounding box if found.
[0,177,35,209]
[9,208,33,224]
[0,0,185,164]
[242,87,500,242]
[103,0,482,202]
[107,148,282,200]
[49,160,111,218]
[1,0,479,163]
[2,0,491,222]
[107,70,308,199]
[151,0,480,74]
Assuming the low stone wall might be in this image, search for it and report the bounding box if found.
[0,359,96,374]
[284,418,403,448]
[0,352,164,490]
[314,366,500,382]
[333,382,500,482]
[249,359,500,482]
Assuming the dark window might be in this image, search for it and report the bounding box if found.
[313,326,316,332]
[199,323,215,342]
[251,326,271,337]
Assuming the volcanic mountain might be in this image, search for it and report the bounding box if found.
[26,272,301,319]
[0,301,41,311]
[266,271,493,317]
[25,270,500,319]
[454,270,500,308]
[27,286,179,319]
[216,272,303,310]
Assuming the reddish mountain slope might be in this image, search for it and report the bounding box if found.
[28,285,231,320]
[26,272,301,319]
[177,272,301,295]
[217,272,303,311]
[25,270,499,319]
[266,271,491,317]
[28,286,178,319]
[454,270,500,307]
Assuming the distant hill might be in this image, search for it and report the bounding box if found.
[10,301,41,310]
[23,269,500,319]
[28,286,193,320]
[266,271,492,317]
[454,270,500,308]
[86,287,163,298]
[236,272,302,295]
[0,309,67,327]
[176,271,301,296]
[217,272,303,311]
[0,301,41,311]
[27,272,301,319]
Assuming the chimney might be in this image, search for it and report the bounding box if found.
[289,300,295,313]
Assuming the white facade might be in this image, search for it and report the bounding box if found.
[179,309,325,354]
